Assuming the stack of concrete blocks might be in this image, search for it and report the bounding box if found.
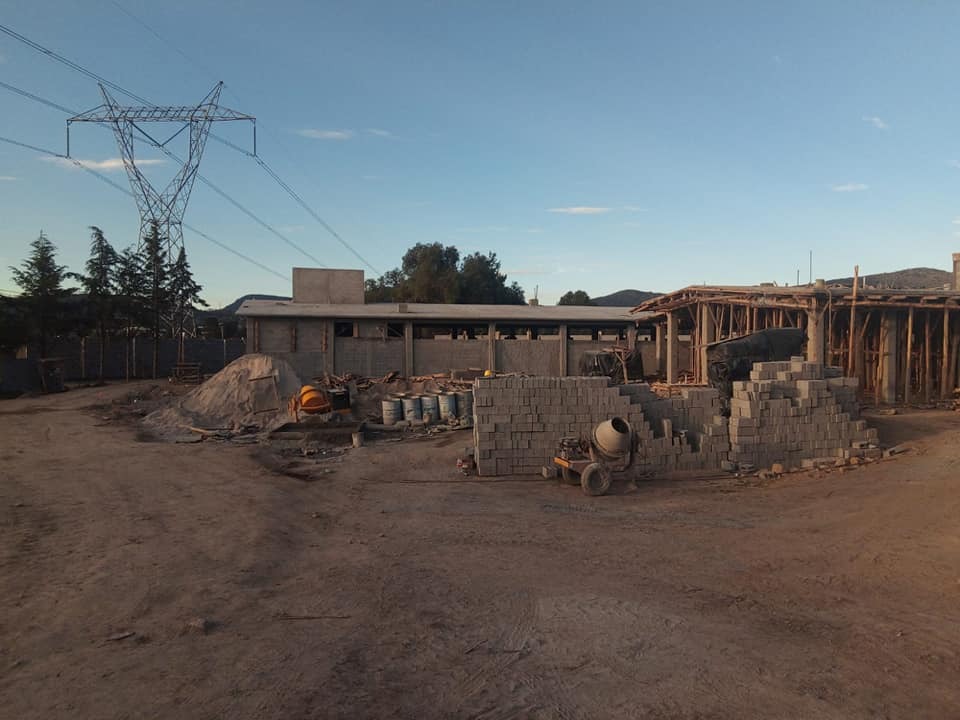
[728,357,878,470]
[472,376,730,476]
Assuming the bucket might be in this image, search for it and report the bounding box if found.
[401,395,423,421]
[420,394,440,424]
[456,390,474,419]
[381,398,403,426]
[438,392,458,421]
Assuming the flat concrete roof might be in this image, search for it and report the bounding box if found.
[239,299,651,323]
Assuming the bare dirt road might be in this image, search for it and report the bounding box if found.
[2,383,960,719]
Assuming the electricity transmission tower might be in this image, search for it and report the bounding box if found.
[67,82,255,255]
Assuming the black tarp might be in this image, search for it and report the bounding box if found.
[706,328,806,404]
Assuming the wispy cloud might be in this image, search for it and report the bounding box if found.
[548,206,611,215]
[277,224,304,234]
[831,183,868,193]
[0,175,16,181]
[622,205,648,212]
[505,267,553,276]
[365,128,393,137]
[862,116,889,130]
[42,156,163,171]
[297,128,354,140]
[526,227,543,234]
[773,55,782,65]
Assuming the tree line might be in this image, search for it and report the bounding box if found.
[3,221,208,378]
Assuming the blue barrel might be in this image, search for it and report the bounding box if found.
[381,398,403,426]
[438,393,458,421]
[456,389,474,419]
[420,394,440,424]
[401,395,423,421]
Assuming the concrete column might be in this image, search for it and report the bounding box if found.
[666,311,679,384]
[559,324,568,376]
[699,305,716,383]
[487,322,496,372]
[654,322,665,375]
[879,312,899,404]
[322,320,335,375]
[403,321,414,377]
[806,308,825,365]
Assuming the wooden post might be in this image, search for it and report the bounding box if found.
[847,265,858,376]
[925,311,933,401]
[905,307,913,405]
[942,307,951,399]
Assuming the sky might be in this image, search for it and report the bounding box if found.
[2,0,960,306]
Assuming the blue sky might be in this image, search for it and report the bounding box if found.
[2,0,960,306]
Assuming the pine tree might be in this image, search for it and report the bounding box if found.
[114,245,150,380]
[9,231,72,356]
[80,226,118,378]
[167,246,208,343]
[141,221,170,378]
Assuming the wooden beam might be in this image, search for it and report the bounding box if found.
[847,265,858,376]
[942,307,951,400]
[905,307,913,404]
[925,310,933,401]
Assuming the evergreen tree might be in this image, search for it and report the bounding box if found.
[167,246,208,344]
[80,226,118,378]
[113,245,150,380]
[9,231,72,356]
[141,221,170,378]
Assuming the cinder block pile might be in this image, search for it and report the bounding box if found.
[472,376,729,476]
[728,357,878,469]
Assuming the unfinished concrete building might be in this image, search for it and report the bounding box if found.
[635,263,960,403]
[238,268,691,380]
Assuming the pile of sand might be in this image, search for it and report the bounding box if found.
[144,354,304,437]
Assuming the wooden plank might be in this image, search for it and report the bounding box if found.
[942,307,951,400]
[847,265,858,376]
[905,307,913,404]
[925,310,933,401]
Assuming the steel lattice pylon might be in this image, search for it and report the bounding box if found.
[67,82,254,254]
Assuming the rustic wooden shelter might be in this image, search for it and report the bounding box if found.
[634,278,960,404]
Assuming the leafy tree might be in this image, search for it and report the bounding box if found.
[397,243,461,303]
[558,290,595,306]
[459,252,524,304]
[9,231,72,355]
[79,226,118,378]
[364,244,525,305]
[141,221,170,378]
[167,246,208,342]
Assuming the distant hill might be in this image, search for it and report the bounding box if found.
[201,294,291,317]
[825,267,952,290]
[591,289,662,307]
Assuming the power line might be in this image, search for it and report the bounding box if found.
[0,18,380,274]
[0,80,318,268]
[0,134,290,283]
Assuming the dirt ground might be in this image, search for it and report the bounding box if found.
[2,382,960,719]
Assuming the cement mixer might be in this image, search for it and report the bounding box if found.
[552,417,635,496]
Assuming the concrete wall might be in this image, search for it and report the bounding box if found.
[496,338,562,375]
[259,319,293,352]
[292,268,364,304]
[334,338,403,376]
[414,339,486,375]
